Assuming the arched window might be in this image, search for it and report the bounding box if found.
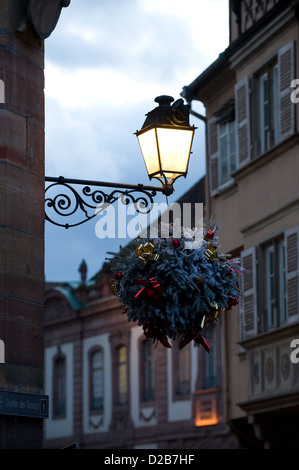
[117,345,127,405]
[142,340,155,401]
[90,349,104,411]
[53,355,66,417]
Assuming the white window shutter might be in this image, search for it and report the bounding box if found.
[235,75,251,168]
[278,40,295,142]
[239,246,257,340]
[285,225,299,323]
[207,116,219,197]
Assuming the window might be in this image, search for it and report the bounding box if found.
[265,245,275,327]
[219,120,237,185]
[0,79,4,104]
[177,346,190,395]
[254,63,279,156]
[117,346,127,405]
[239,225,298,341]
[0,339,4,363]
[279,240,287,325]
[90,349,103,411]
[208,41,295,198]
[53,355,66,417]
[142,340,155,401]
[263,239,286,331]
[204,326,217,389]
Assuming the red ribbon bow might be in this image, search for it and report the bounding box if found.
[143,321,171,348]
[133,277,164,300]
[226,296,239,310]
[179,329,210,353]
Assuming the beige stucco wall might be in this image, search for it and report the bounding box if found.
[213,135,299,419]
[201,15,299,422]
[213,140,299,251]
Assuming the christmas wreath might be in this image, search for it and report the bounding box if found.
[108,217,244,352]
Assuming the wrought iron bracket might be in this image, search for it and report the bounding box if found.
[45,176,172,229]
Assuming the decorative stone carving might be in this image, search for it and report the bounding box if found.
[89,415,104,429]
[139,408,156,423]
[265,356,274,384]
[249,350,262,397]
[18,0,71,39]
[45,298,73,322]
[280,353,290,381]
[248,338,299,402]
[110,410,130,431]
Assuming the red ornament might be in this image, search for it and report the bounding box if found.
[115,272,123,280]
[172,239,180,248]
[227,296,239,310]
[133,277,164,300]
[205,230,214,240]
[143,321,171,348]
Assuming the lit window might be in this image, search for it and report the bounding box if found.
[117,346,127,405]
[194,394,219,427]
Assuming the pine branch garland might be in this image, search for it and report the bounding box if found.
[107,218,245,351]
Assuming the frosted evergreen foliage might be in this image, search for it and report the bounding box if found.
[108,218,243,350]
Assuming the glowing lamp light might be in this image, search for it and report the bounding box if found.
[194,393,219,427]
[45,94,197,228]
[135,95,196,196]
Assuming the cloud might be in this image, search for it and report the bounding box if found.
[44,0,229,282]
[46,0,228,91]
[47,0,199,76]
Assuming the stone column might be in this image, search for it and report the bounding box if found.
[0,0,69,449]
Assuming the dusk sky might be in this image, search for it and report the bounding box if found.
[44,0,229,282]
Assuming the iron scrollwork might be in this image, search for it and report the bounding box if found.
[45,176,161,228]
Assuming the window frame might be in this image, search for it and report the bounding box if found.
[218,119,237,186]
[253,59,280,158]
[260,237,287,333]
[278,239,287,325]
[240,225,299,342]
[208,42,295,198]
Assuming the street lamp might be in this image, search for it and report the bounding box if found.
[45,96,196,228]
[136,95,196,196]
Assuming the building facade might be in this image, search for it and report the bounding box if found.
[43,179,239,449]
[1,0,46,449]
[182,0,299,448]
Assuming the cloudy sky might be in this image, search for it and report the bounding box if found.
[44,0,229,283]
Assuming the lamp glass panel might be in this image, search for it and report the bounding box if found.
[137,128,160,177]
[156,128,193,175]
